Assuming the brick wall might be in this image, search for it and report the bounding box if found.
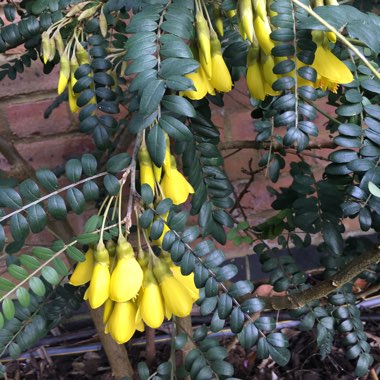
[0,54,366,260]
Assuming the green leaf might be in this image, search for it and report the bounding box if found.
[215,264,238,282]
[104,174,120,196]
[0,188,22,209]
[147,125,166,167]
[267,332,289,348]
[53,258,69,276]
[66,188,85,214]
[368,181,380,198]
[156,198,173,215]
[41,266,60,285]
[29,277,46,297]
[238,323,259,349]
[347,19,380,54]
[218,293,233,319]
[32,246,54,260]
[10,214,29,241]
[16,287,30,307]
[36,169,58,191]
[150,220,164,240]
[0,225,5,251]
[67,246,85,262]
[230,307,245,333]
[141,184,154,204]
[322,220,343,255]
[9,342,21,359]
[27,204,47,233]
[8,264,28,280]
[2,298,15,320]
[268,345,291,366]
[48,195,67,219]
[81,154,98,176]
[140,79,166,115]
[159,114,193,141]
[77,233,100,244]
[162,95,196,117]
[65,159,82,182]
[355,353,374,377]
[241,298,265,313]
[82,181,100,201]
[106,153,131,174]
[0,278,14,291]
[84,215,102,233]
[159,58,199,78]
[210,360,234,377]
[19,179,40,201]
[19,255,40,270]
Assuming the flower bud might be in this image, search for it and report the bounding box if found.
[138,144,155,193]
[238,0,254,43]
[69,247,94,286]
[57,54,70,95]
[196,11,211,65]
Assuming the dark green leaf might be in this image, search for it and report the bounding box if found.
[106,153,131,174]
[147,125,166,167]
[162,95,196,117]
[48,195,67,219]
[140,79,166,115]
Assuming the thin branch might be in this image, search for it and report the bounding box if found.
[219,140,336,151]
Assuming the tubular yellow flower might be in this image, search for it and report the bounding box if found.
[153,260,194,318]
[213,4,224,37]
[106,301,137,344]
[87,261,110,309]
[109,238,143,302]
[252,0,267,20]
[246,46,266,100]
[238,0,255,43]
[253,16,274,56]
[199,50,212,80]
[170,265,199,301]
[262,54,281,96]
[58,54,70,95]
[153,164,162,182]
[139,268,165,328]
[200,66,215,95]
[138,144,155,192]
[209,34,233,93]
[180,70,208,100]
[196,11,211,65]
[69,247,94,286]
[161,156,194,205]
[226,9,237,18]
[75,42,90,66]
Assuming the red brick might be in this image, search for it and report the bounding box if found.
[0,61,59,99]
[14,134,94,169]
[3,98,74,137]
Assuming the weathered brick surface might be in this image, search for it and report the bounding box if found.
[3,98,75,137]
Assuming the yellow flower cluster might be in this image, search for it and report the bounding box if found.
[138,136,194,206]
[180,1,233,100]
[233,0,354,99]
[69,238,199,344]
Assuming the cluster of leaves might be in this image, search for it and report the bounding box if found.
[0,0,379,378]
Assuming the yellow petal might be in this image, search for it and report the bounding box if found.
[199,50,212,80]
[68,82,79,113]
[87,262,110,309]
[238,0,254,43]
[58,55,70,95]
[200,67,215,95]
[170,265,199,301]
[313,45,353,85]
[140,270,165,328]
[161,168,194,205]
[159,275,194,317]
[196,12,211,65]
[180,70,207,100]
[253,16,274,56]
[262,54,281,95]
[247,47,266,100]
[110,256,143,302]
[69,248,94,286]
[107,301,137,344]
[210,38,233,93]
[103,298,114,324]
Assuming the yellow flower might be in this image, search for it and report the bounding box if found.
[153,260,194,318]
[209,34,233,93]
[139,268,165,328]
[311,31,353,91]
[138,144,155,192]
[161,159,194,205]
[69,248,94,286]
[212,4,224,37]
[195,11,211,65]
[58,54,70,95]
[199,50,212,80]
[109,238,143,302]
[238,0,255,43]
[246,46,266,100]
[200,66,216,96]
[180,70,208,100]
[106,301,137,344]
[170,265,199,301]
[252,0,267,20]
[87,262,110,309]
[262,54,281,96]
[253,16,274,56]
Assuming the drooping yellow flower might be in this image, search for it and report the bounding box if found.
[106,301,137,344]
[209,33,233,93]
[138,143,155,192]
[238,0,255,43]
[252,0,267,20]
[109,238,143,302]
[199,50,212,80]
[69,248,94,286]
[87,247,110,309]
[247,46,266,100]
[180,69,208,100]
[213,4,224,37]
[153,259,194,318]
[311,31,353,91]
[196,11,211,65]
[58,53,70,95]
[161,156,194,205]
[138,267,165,328]
[262,54,281,96]
[253,16,274,56]
[170,265,199,301]
[200,66,216,96]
